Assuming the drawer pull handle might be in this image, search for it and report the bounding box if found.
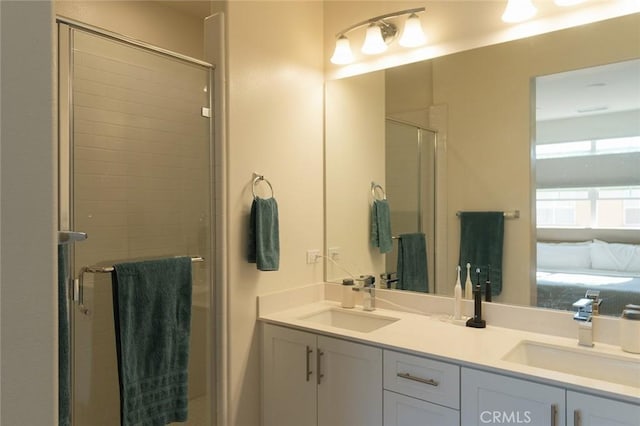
[573,409,581,426]
[551,404,558,426]
[305,346,313,382]
[397,372,439,387]
[317,350,324,385]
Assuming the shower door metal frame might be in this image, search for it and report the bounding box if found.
[57,18,216,425]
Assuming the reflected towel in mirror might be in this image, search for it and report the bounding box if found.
[458,212,505,296]
[371,199,393,253]
[397,233,429,293]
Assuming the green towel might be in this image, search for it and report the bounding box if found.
[248,197,280,271]
[458,212,505,296]
[112,257,192,426]
[58,244,71,426]
[371,199,393,254]
[397,233,429,293]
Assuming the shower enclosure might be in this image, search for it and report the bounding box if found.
[58,20,215,425]
[385,119,437,291]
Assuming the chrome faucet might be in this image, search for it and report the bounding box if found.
[353,275,376,311]
[573,290,602,347]
[380,272,398,289]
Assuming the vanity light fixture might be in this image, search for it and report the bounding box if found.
[501,0,537,23]
[330,7,426,65]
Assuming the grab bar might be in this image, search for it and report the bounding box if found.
[83,256,205,273]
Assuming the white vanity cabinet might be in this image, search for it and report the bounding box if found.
[461,368,566,426]
[383,350,460,426]
[262,324,383,426]
[567,391,640,426]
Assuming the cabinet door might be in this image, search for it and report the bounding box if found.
[567,391,640,426]
[317,335,383,426]
[262,324,317,426]
[384,390,459,426]
[461,368,566,426]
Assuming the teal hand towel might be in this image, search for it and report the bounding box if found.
[58,244,71,426]
[458,212,505,296]
[248,197,280,271]
[112,257,192,426]
[371,199,393,254]
[397,233,429,293]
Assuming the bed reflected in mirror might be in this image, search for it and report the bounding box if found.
[534,59,640,316]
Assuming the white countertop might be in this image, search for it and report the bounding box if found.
[259,298,640,404]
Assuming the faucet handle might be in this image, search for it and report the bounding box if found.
[573,298,594,321]
[585,290,602,315]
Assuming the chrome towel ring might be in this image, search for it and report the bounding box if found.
[252,173,274,199]
[371,182,386,201]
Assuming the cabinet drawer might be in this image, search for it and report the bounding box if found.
[384,350,460,409]
[384,391,459,426]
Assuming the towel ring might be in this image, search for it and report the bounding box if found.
[252,175,274,199]
[371,182,386,201]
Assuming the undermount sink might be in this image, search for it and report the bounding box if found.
[502,340,640,388]
[299,308,400,333]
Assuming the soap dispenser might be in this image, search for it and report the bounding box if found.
[341,278,355,308]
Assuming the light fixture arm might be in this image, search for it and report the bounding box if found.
[334,7,426,38]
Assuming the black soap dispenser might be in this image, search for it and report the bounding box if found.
[466,268,486,328]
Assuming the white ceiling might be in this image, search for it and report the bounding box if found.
[535,58,640,121]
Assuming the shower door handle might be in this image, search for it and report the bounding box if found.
[58,231,88,245]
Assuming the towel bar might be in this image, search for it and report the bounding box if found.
[83,256,205,273]
[456,210,520,219]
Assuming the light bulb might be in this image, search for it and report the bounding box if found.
[399,13,426,48]
[361,24,388,55]
[502,0,537,23]
[330,35,355,65]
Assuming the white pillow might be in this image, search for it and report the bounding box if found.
[591,239,640,272]
[537,241,592,270]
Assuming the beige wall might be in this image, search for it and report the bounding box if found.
[325,71,385,282]
[56,1,206,60]
[224,1,324,424]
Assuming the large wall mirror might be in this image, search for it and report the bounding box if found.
[325,13,640,315]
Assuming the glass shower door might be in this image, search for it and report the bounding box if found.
[59,23,214,425]
[385,120,437,291]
